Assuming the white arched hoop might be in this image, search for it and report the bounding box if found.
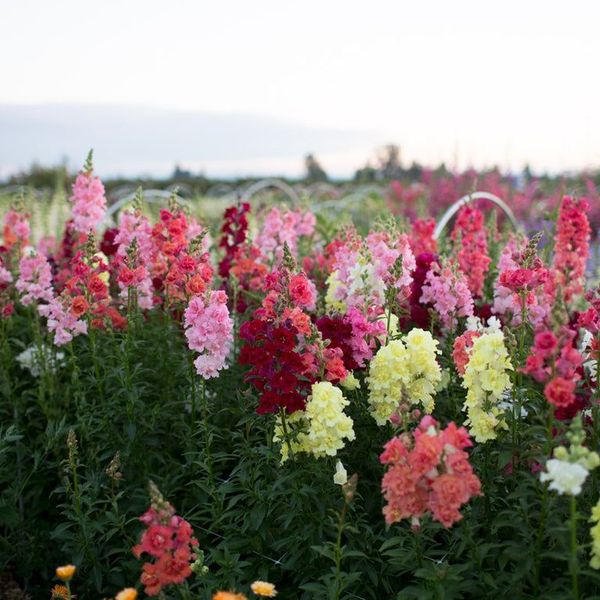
[240,178,300,205]
[434,191,520,240]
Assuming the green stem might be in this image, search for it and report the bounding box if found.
[279,406,295,461]
[570,494,579,600]
[334,500,348,600]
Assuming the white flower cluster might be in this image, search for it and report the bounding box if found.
[16,344,65,377]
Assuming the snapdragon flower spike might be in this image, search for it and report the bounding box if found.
[133,482,199,597]
[420,259,474,330]
[380,416,481,528]
[37,294,88,346]
[239,256,344,414]
[254,206,316,263]
[3,208,30,252]
[150,208,214,307]
[409,218,438,257]
[523,326,585,412]
[450,205,491,298]
[493,236,555,327]
[16,252,53,306]
[69,151,107,235]
[553,195,591,303]
[184,289,233,379]
[218,201,251,279]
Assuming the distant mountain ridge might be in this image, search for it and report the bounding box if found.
[0,103,376,177]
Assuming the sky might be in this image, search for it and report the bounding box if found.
[1,0,600,178]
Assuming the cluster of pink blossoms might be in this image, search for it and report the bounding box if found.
[409,218,438,257]
[2,209,30,251]
[420,260,474,329]
[255,206,316,262]
[184,290,233,379]
[380,416,481,528]
[524,328,584,412]
[38,296,88,346]
[451,205,491,298]
[328,228,415,312]
[552,195,591,302]
[69,155,107,235]
[16,253,54,306]
[114,210,156,310]
[493,239,555,327]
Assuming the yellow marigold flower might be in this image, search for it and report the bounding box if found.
[250,580,278,597]
[50,584,69,599]
[116,588,138,600]
[55,564,76,581]
[367,329,441,425]
[213,592,248,600]
[461,329,512,443]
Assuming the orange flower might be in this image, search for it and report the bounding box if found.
[250,580,278,597]
[70,295,89,317]
[115,588,138,600]
[55,564,76,581]
[213,592,248,600]
[50,584,69,599]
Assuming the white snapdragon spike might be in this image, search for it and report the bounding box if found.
[333,460,348,486]
[16,344,65,377]
[580,329,598,383]
[466,316,481,331]
[540,459,589,496]
[487,316,502,331]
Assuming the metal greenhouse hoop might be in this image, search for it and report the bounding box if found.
[434,191,520,240]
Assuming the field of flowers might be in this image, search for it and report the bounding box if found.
[1,152,600,599]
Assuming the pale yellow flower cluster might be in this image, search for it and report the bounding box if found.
[367,328,441,426]
[590,499,600,569]
[325,271,347,312]
[275,382,355,461]
[461,329,512,443]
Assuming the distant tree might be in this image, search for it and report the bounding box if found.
[172,164,192,180]
[304,154,328,183]
[376,144,403,179]
[8,162,69,190]
[353,162,377,184]
[406,161,423,181]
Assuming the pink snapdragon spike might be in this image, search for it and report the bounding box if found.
[380,416,481,529]
[16,253,54,306]
[3,209,30,251]
[38,296,88,346]
[183,289,234,379]
[255,207,316,263]
[493,238,555,327]
[552,195,591,303]
[69,150,107,235]
[420,259,474,329]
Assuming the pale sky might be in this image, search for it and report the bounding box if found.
[2,0,600,177]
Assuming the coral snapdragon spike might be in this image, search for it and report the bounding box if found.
[450,205,491,298]
[380,416,481,529]
[133,482,199,597]
[553,195,591,303]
